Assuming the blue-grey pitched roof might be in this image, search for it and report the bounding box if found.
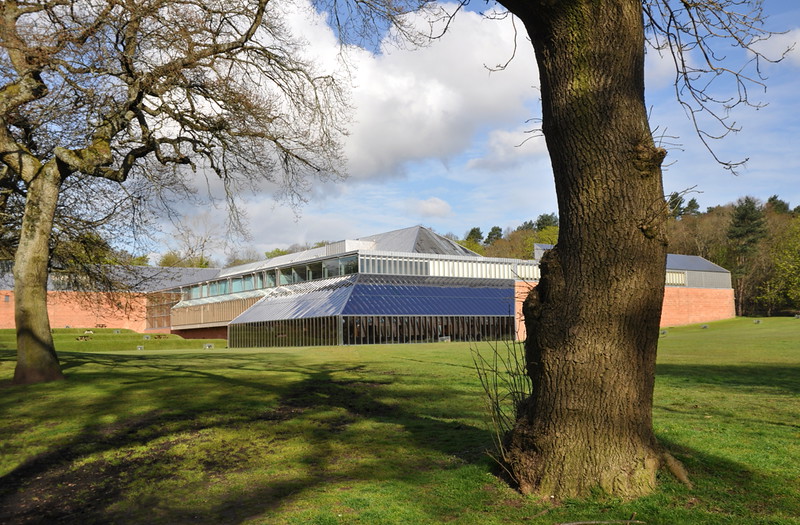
[665,254,728,273]
[357,226,478,256]
[531,244,728,273]
[0,264,222,292]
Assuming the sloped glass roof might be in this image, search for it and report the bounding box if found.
[229,274,515,325]
[342,281,514,316]
[230,276,357,324]
[173,289,269,307]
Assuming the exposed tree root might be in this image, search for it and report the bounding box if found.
[662,451,693,489]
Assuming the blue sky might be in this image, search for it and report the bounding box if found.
[170,1,800,260]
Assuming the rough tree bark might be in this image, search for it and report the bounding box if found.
[496,0,670,499]
[12,166,64,383]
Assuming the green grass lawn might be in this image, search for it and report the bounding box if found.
[0,318,798,524]
[0,327,227,353]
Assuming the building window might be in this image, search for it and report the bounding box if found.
[307,262,323,281]
[323,258,340,278]
[291,266,306,283]
[340,255,358,275]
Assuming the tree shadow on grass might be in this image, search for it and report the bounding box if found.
[654,436,800,520]
[0,355,492,524]
[4,354,798,524]
[656,363,800,395]
[650,362,800,521]
[0,350,18,386]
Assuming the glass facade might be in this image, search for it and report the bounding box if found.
[226,274,517,348]
[340,315,513,345]
[178,250,542,304]
[228,315,514,348]
[180,252,370,301]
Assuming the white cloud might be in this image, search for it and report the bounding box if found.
[343,6,540,180]
[467,125,547,170]
[645,46,678,90]
[277,0,348,70]
[752,28,800,67]
[153,1,800,257]
[408,196,452,218]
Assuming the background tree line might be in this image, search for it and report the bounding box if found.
[667,193,800,316]
[448,194,799,318]
[448,212,560,258]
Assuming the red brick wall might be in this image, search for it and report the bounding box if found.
[0,291,14,329]
[660,286,736,327]
[513,282,735,340]
[0,291,148,332]
[514,281,534,340]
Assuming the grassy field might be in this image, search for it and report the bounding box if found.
[0,327,227,353]
[0,318,798,524]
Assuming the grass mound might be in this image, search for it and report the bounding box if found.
[0,328,226,353]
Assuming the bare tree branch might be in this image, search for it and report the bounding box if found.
[643,0,789,172]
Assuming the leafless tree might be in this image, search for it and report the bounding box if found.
[0,0,364,384]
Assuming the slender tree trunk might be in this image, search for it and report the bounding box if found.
[13,164,64,385]
[499,0,669,499]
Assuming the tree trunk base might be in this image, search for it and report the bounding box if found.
[504,424,661,500]
[13,365,65,386]
[503,416,693,500]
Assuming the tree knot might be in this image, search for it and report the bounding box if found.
[633,143,667,177]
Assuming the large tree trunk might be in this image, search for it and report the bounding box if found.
[13,165,64,385]
[499,0,669,499]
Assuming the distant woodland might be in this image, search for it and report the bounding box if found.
[458,195,800,317]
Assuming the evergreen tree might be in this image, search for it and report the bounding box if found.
[684,198,701,216]
[728,197,767,257]
[727,196,767,315]
[485,226,503,245]
[766,195,790,214]
[465,227,484,244]
[667,192,685,218]
[534,213,559,230]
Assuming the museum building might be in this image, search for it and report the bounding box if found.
[146,226,736,347]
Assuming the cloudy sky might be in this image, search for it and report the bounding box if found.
[170,1,800,261]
